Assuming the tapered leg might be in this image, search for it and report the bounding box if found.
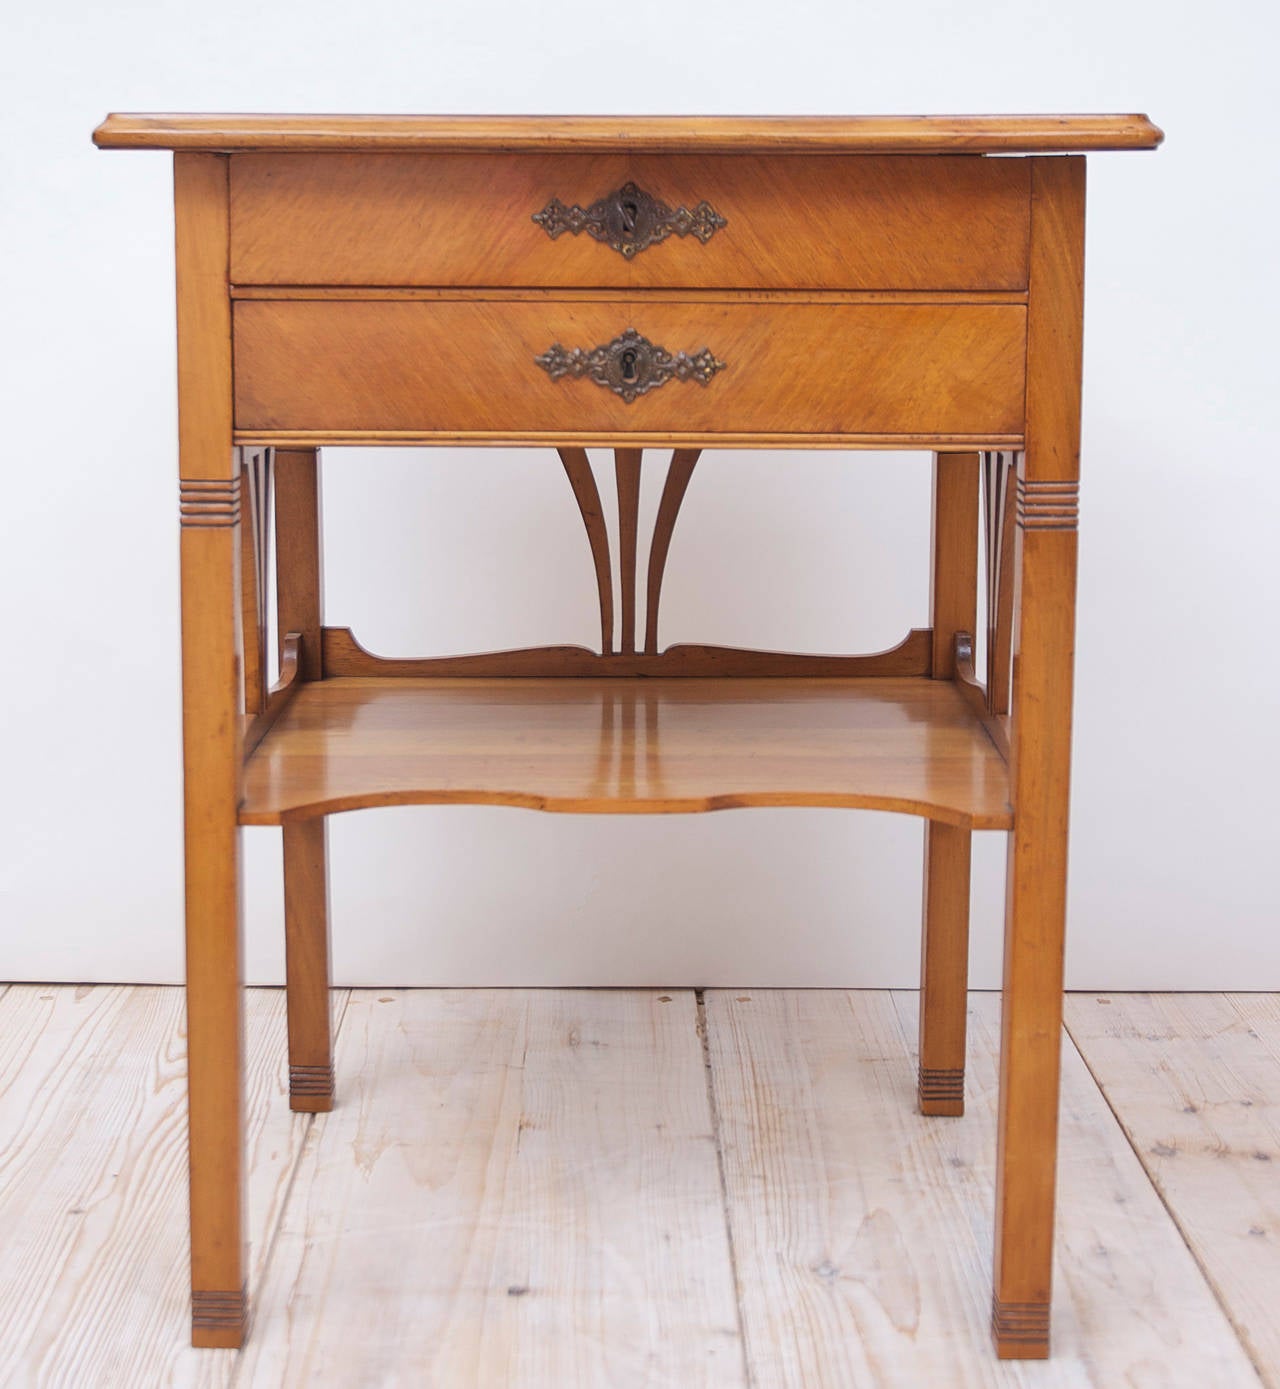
[992,155,1086,1360]
[920,451,978,1114]
[918,821,971,1114]
[283,818,334,1110]
[175,152,247,1348]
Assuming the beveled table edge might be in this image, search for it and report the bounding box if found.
[92,112,1164,153]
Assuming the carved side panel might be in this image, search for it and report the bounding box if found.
[239,447,273,715]
[557,447,614,654]
[645,449,701,655]
[982,450,1018,716]
[614,450,643,655]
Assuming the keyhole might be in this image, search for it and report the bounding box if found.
[620,198,639,233]
[619,349,638,382]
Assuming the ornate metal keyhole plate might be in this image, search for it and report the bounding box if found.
[535,328,726,403]
[531,182,727,259]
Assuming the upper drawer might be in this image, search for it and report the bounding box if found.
[229,153,1030,291]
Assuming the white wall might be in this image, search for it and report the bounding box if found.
[1,0,1277,989]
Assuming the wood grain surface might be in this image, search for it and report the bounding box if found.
[233,990,745,1388]
[174,150,249,1349]
[1066,993,1280,1389]
[319,624,934,679]
[990,157,1087,1356]
[4,987,1273,1387]
[237,676,1014,827]
[706,989,1261,1389]
[93,112,1164,153]
[0,985,348,1389]
[232,299,1026,440]
[228,153,1030,290]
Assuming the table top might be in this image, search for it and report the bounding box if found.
[92,112,1164,154]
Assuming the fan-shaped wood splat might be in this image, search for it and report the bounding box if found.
[645,449,701,655]
[239,446,273,714]
[324,447,937,679]
[982,450,1018,716]
[556,447,614,653]
[614,449,643,655]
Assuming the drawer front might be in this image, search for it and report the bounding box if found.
[229,154,1030,291]
[233,299,1026,440]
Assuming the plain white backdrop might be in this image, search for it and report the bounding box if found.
[1,0,1276,988]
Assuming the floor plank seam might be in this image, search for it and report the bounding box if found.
[695,988,754,1389]
[1063,1010,1270,1388]
[226,988,353,1389]
[1226,993,1280,1071]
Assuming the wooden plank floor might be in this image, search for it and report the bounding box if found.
[0,987,1273,1387]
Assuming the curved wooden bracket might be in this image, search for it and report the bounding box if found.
[557,447,614,654]
[243,631,303,759]
[615,449,642,654]
[953,631,1010,762]
[239,446,273,715]
[645,449,700,654]
[321,624,933,679]
[982,450,1017,716]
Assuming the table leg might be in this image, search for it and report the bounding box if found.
[283,819,334,1110]
[175,151,247,1347]
[919,451,978,1114]
[919,822,971,1114]
[181,515,248,1348]
[992,154,1085,1360]
[274,447,334,1110]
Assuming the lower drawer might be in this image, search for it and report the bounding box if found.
[232,299,1026,442]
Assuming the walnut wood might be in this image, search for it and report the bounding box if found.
[918,822,971,1117]
[320,624,932,680]
[557,448,614,654]
[992,155,1087,1361]
[174,151,247,1350]
[282,817,333,1112]
[614,450,643,655]
[226,154,1031,291]
[919,451,978,1116]
[94,112,1164,153]
[238,676,1013,828]
[232,300,1026,440]
[644,449,700,655]
[273,448,324,680]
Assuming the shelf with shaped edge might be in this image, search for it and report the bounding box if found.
[237,674,1012,828]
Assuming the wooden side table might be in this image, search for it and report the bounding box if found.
[93,112,1162,1359]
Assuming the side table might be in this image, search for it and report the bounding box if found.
[92,112,1162,1358]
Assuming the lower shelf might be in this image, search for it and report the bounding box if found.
[239,676,1011,828]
